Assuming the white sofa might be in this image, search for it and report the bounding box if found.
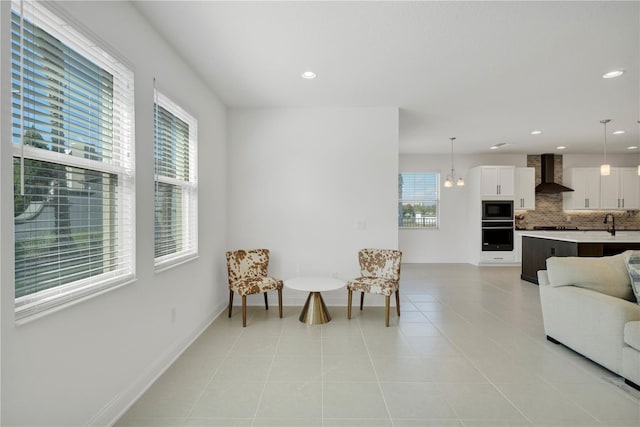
[538,252,640,389]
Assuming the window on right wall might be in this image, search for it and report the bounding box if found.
[153,90,198,270]
[398,173,439,229]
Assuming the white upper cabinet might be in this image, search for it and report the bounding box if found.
[600,167,640,209]
[563,167,601,210]
[480,166,514,197]
[515,167,535,210]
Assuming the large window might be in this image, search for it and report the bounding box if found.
[398,173,439,229]
[11,0,135,321]
[153,90,198,270]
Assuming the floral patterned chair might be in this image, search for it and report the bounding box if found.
[346,248,403,327]
[226,249,283,327]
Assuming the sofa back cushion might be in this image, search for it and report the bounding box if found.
[622,250,640,303]
[546,253,635,301]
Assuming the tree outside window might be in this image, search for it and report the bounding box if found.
[398,173,439,229]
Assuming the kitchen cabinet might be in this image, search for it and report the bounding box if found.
[481,251,515,264]
[600,167,640,210]
[563,167,601,210]
[521,236,577,283]
[480,166,514,197]
[515,167,535,210]
[514,230,524,263]
[520,233,640,284]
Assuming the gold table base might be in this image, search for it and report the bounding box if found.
[299,291,331,324]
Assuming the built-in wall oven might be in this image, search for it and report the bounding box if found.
[481,200,514,251]
[482,221,514,251]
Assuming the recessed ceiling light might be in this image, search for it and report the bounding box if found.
[613,130,625,135]
[301,71,317,80]
[602,70,624,79]
[490,143,507,150]
[556,146,566,150]
[628,146,638,150]
[531,130,543,135]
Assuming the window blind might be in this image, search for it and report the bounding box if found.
[398,173,439,229]
[153,90,198,270]
[11,0,135,321]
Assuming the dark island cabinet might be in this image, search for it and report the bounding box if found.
[520,236,640,284]
[521,237,577,283]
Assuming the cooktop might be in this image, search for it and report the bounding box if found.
[533,226,580,230]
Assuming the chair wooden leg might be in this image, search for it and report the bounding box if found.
[395,290,400,316]
[347,289,352,319]
[242,295,247,327]
[278,288,283,318]
[360,292,364,310]
[228,290,234,318]
[385,295,390,327]
[384,295,391,328]
[264,292,269,310]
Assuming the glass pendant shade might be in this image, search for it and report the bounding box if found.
[636,164,640,176]
[457,177,465,186]
[601,164,611,176]
[444,136,463,189]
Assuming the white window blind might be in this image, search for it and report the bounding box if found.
[153,89,198,270]
[398,173,439,229]
[11,0,135,321]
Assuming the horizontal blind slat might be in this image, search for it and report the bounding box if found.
[12,0,135,320]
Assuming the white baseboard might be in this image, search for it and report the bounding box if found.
[89,306,225,427]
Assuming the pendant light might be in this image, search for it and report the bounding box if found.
[600,119,611,176]
[444,137,464,188]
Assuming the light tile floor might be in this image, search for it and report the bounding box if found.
[115,264,640,427]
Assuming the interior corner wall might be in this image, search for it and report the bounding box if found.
[0,2,227,426]
[227,107,399,306]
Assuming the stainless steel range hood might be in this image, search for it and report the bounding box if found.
[535,154,574,193]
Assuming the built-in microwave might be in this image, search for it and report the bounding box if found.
[482,200,514,221]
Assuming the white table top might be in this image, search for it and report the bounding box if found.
[284,276,346,292]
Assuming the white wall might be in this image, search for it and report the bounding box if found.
[399,154,526,263]
[0,2,227,425]
[227,108,399,306]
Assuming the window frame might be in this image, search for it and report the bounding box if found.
[398,172,440,230]
[153,90,198,271]
[11,0,136,322]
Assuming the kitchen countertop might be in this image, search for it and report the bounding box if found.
[520,230,640,243]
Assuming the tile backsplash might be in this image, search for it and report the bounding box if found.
[515,155,640,230]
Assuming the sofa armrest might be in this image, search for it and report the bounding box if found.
[540,284,640,373]
[538,270,550,287]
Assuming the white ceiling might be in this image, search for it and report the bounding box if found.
[133,0,639,155]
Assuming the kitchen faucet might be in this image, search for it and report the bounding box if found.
[603,213,616,236]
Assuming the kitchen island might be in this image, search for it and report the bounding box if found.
[520,231,640,284]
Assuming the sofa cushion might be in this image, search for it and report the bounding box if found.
[546,253,635,301]
[624,321,640,352]
[622,250,640,303]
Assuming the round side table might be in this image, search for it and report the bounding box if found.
[284,277,345,325]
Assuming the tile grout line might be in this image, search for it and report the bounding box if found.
[181,317,246,426]
[250,320,285,427]
[358,315,396,427]
[409,292,535,426]
[424,288,612,425]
